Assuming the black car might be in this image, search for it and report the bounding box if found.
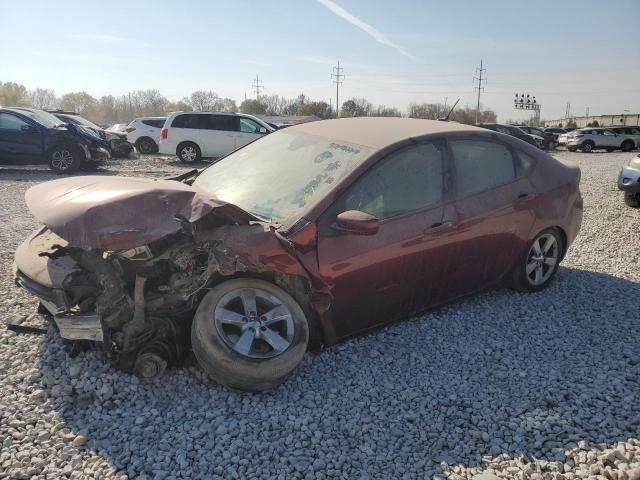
[49,110,134,158]
[0,108,110,173]
[517,126,557,150]
[476,123,540,148]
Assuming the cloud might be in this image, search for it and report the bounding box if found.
[316,0,415,60]
[69,34,127,42]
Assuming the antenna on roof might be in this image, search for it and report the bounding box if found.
[439,98,460,121]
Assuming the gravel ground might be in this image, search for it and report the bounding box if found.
[1,150,639,480]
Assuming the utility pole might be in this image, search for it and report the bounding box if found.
[473,60,486,124]
[585,106,589,119]
[332,61,345,118]
[565,101,571,119]
[252,75,264,100]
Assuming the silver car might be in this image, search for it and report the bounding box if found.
[565,128,637,153]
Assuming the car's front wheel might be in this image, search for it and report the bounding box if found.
[567,146,577,152]
[48,145,81,173]
[177,142,201,163]
[191,278,309,392]
[510,228,563,292]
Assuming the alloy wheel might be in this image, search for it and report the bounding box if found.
[214,287,295,359]
[526,233,559,286]
[181,146,197,162]
[51,149,74,170]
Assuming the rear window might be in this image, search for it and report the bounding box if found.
[171,114,201,129]
[142,119,165,128]
[201,115,236,131]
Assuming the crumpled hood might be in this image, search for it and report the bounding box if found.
[25,176,260,251]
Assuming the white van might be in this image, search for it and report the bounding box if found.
[159,112,274,162]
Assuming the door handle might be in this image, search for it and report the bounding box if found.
[517,193,530,199]
[428,221,453,232]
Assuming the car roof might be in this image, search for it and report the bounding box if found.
[286,117,484,149]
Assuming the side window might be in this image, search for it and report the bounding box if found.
[171,114,200,129]
[603,130,615,136]
[495,126,511,135]
[449,139,515,198]
[201,115,236,131]
[239,118,262,133]
[342,143,444,220]
[0,113,28,130]
[143,119,165,128]
[630,128,640,135]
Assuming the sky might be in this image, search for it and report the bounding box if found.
[1,0,639,122]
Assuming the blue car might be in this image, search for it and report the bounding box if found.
[0,107,110,173]
[618,153,640,207]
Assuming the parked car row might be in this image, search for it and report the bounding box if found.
[558,126,640,153]
[618,153,640,207]
[0,107,111,172]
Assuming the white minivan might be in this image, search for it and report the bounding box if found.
[159,112,274,163]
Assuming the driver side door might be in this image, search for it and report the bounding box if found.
[316,141,452,339]
[0,113,42,163]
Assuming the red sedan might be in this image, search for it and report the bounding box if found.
[14,118,582,391]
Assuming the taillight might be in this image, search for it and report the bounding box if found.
[126,127,136,133]
[161,128,168,140]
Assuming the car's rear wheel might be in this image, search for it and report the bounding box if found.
[136,137,157,154]
[580,141,594,153]
[621,140,634,152]
[191,278,309,392]
[510,228,563,292]
[624,193,640,208]
[177,142,201,163]
[48,145,81,173]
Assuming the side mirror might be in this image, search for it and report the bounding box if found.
[259,127,268,134]
[333,210,379,235]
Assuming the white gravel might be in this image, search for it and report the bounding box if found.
[1,150,639,479]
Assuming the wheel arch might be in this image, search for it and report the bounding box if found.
[135,136,157,146]
[200,269,325,351]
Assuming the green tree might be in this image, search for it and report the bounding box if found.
[340,98,372,117]
[240,99,267,115]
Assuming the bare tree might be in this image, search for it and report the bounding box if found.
[27,88,57,110]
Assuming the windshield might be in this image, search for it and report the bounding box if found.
[194,130,373,223]
[16,109,62,128]
[59,114,101,130]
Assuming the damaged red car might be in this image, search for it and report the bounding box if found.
[14,118,583,391]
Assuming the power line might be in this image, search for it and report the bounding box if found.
[473,59,486,124]
[331,60,344,118]
[252,74,264,100]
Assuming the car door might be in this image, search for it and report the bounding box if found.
[316,141,451,339]
[235,117,266,150]
[0,113,42,163]
[200,114,237,158]
[438,138,537,301]
[602,129,618,147]
[169,113,202,153]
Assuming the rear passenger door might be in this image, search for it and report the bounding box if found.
[200,114,237,158]
[439,138,536,301]
[0,113,42,163]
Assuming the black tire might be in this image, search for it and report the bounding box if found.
[621,141,634,152]
[191,278,309,392]
[136,137,157,154]
[177,142,201,163]
[624,193,640,208]
[47,145,82,173]
[510,228,564,292]
[580,141,594,153]
[606,148,615,152]
[567,146,577,152]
